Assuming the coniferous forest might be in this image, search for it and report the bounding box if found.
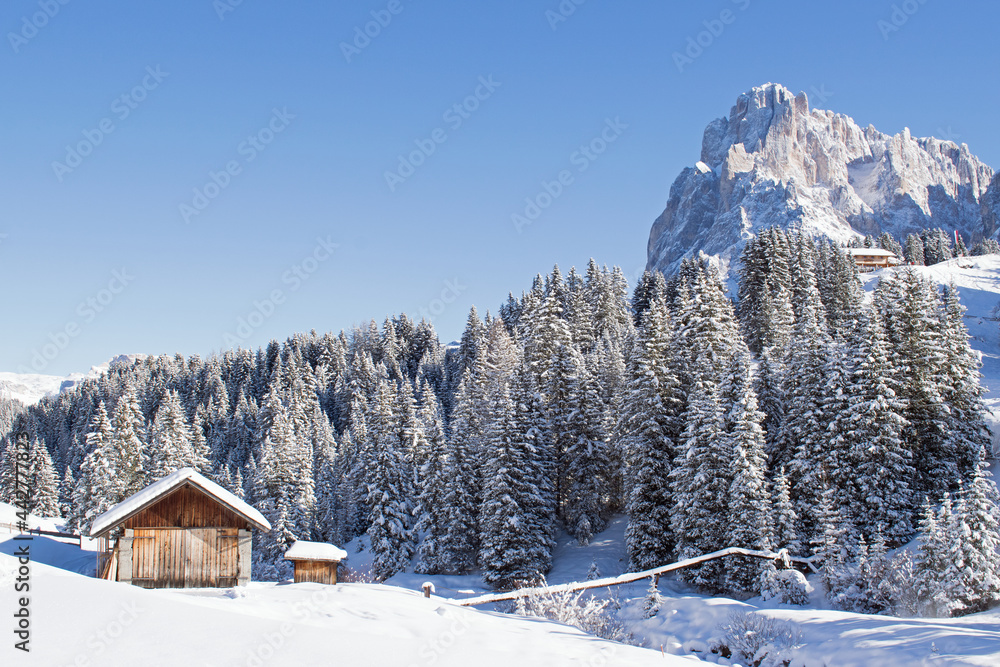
[2,232,998,617]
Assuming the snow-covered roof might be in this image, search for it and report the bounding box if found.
[284,540,348,562]
[845,247,899,258]
[90,467,271,537]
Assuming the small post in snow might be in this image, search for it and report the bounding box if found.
[422,582,435,598]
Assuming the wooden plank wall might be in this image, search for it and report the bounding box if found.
[129,526,242,588]
[293,560,338,585]
[121,484,251,531]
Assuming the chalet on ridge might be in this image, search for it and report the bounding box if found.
[845,247,901,272]
[90,467,271,589]
[284,540,347,585]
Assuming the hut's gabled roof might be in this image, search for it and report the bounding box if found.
[845,247,899,258]
[284,540,348,562]
[90,467,271,538]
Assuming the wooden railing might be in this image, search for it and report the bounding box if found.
[453,547,818,607]
[0,522,83,546]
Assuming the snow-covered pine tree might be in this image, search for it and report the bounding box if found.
[560,347,611,544]
[879,270,955,501]
[721,345,772,597]
[904,233,925,265]
[770,467,799,555]
[619,296,681,570]
[414,380,451,574]
[437,376,482,574]
[952,447,1000,614]
[939,283,993,477]
[479,379,554,589]
[27,438,60,517]
[252,400,304,580]
[630,270,667,328]
[784,271,834,542]
[670,355,729,593]
[365,379,416,581]
[145,389,203,480]
[72,402,119,532]
[913,496,952,617]
[837,310,913,545]
[109,387,147,495]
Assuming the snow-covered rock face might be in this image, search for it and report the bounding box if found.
[647,83,996,276]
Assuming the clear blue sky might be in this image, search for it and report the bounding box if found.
[2,0,997,375]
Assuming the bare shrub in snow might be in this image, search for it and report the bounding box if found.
[338,565,375,584]
[717,611,803,666]
[510,589,633,644]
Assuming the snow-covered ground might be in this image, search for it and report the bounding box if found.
[376,518,1000,666]
[0,553,681,666]
[3,511,998,666]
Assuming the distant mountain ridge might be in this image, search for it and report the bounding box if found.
[647,82,1000,277]
[0,354,146,406]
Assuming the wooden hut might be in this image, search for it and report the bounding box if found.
[284,540,347,585]
[90,467,271,589]
[845,247,901,272]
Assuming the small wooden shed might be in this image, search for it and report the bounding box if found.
[284,540,347,585]
[90,467,271,589]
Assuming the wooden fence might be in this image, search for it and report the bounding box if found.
[452,547,818,607]
[0,522,83,546]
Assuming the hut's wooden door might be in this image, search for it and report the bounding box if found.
[132,530,156,587]
[217,529,239,587]
[184,528,216,588]
[156,529,186,588]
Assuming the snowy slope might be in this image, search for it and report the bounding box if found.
[647,83,996,278]
[0,554,682,666]
[377,516,1000,665]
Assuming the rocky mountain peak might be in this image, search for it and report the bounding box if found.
[647,83,998,278]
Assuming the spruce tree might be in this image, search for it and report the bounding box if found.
[620,298,680,570]
[479,380,554,589]
[109,387,147,495]
[414,380,451,574]
[721,346,772,597]
[365,380,416,581]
